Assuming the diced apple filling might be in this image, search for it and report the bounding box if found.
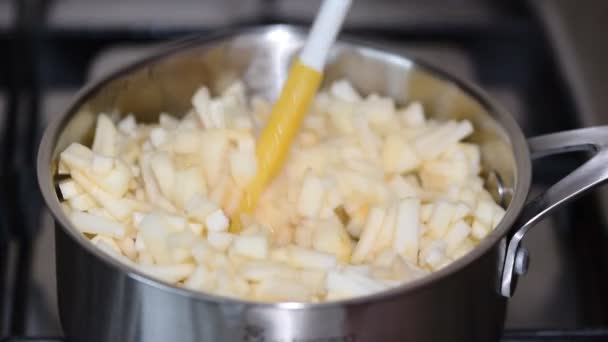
[56,79,505,303]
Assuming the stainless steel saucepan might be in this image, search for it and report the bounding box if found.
[37,25,608,342]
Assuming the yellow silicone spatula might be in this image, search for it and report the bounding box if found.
[232,0,352,231]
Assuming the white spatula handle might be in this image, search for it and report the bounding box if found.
[299,0,352,71]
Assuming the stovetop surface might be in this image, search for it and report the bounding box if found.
[2,0,608,341]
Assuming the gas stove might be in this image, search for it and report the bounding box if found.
[1,0,608,341]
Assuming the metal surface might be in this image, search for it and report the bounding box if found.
[486,170,507,207]
[500,127,608,297]
[513,247,529,276]
[38,25,532,342]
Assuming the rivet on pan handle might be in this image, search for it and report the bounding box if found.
[485,170,507,208]
[500,126,608,297]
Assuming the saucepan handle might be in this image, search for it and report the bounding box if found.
[500,126,608,297]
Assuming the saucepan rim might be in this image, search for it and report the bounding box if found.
[37,24,532,309]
